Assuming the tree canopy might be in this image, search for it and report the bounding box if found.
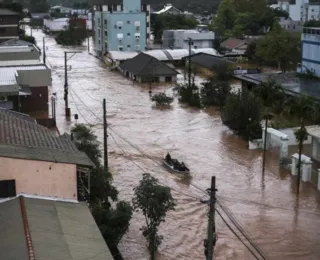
[151,13,198,40]
[214,0,286,36]
[29,0,49,13]
[255,23,300,73]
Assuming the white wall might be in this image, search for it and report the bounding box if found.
[279,128,312,145]
[302,33,320,77]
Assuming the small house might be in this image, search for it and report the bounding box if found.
[119,52,179,83]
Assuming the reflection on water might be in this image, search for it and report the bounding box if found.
[31,28,320,260]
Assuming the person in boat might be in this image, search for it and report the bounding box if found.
[165,153,172,162]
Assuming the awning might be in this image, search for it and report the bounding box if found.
[19,86,32,96]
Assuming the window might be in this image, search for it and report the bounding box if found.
[104,19,107,25]
[0,180,16,198]
[118,26,122,29]
[127,21,130,24]
[119,39,123,44]
[0,18,3,23]
[97,18,101,24]
[119,47,123,51]
[127,32,131,36]
[146,22,150,27]
[105,30,108,36]
[127,45,131,48]
[136,26,140,31]
[312,9,314,12]
[165,76,172,82]
[0,28,6,33]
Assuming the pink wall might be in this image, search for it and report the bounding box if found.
[0,157,77,200]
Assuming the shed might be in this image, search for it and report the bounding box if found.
[119,52,179,83]
[184,52,235,70]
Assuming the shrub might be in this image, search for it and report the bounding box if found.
[151,92,174,106]
[200,79,230,107]
[177,83,201,108]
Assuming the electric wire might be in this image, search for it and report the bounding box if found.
[216,208,261,260]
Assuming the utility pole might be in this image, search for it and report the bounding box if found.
[64,51,81,117]
[43,37,46,64]
[87,35,90,53]
[103,98,108,170]
[203,176,217,260]
[188,37,192,88]
[297,118,306,195]
[262,113,273,176]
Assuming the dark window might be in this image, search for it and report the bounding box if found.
[127,32,131,36]
[146,10,150,16]
[146,22,150,27]
[113,4,117,11]
[127,21,130,24]
[142,4,147,11]
[119,47,123,51]
[108,5,112,13]
[147,33,150,39]
[127,45,131,48]
[121,4,123,11]
[0,180,16,198]
[0,28,6,34]
[165,76,172,82]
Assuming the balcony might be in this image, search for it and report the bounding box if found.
[303,27,320,35]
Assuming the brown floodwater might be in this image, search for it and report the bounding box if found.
[33,28,320,260]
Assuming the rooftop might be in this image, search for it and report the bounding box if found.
[234,72,320,101]
[220,38,249,50]
[0,8,19,16]
[120,52,178,76]
[0,108,93,166]
[0,195,113,260]
[154,4,182,15]
[184,52,234,70]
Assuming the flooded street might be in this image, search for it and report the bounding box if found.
[34,29,320,260]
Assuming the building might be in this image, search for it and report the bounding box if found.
[0,8,20,43]
[49,5,74,14]
[220,38,251,55]
[154,3,183,15]
[91,0,152,54]
[162,29,215,49]
[119,52,179,82]
[0,195,114,260]
[184,52,234,70]
[300,27,320,77]
[270,0,314,22]
[0,64,51,117]
[279,17,303,32]
[0,108,93,200]
[0,40,41,66]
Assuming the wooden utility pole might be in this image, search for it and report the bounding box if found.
[297,118,305,195]
[188,37,192,88]
[262,117,268,176]
[87,36,90,53]
[205,176,217,260]
[64,52,70,117]
[43,37,46,64]
[103,98,108,170]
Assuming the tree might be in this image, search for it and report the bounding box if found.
[201,79,231,108]
[255,23,300,73]
[177,83,201,108]
[29,0,49,13]
[55,18,87,46]
[71,124,132,253]
[304,19,320,27]
[221,91,262,140]
[132,173,176,260]
[151,93,174,106]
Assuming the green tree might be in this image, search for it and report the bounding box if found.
[133,173,176,260]
[151,92,174,106]
[177,83,201,108]
[255,23,300,73]
[29,0,49,13]
[221,91,262,140]
[55,18,87,46]
[201,79,231,108]
[71,124,132,253]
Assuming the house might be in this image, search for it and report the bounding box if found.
[0,195,114,260]
[220,38,251,55]
[0,8,20,43]
[0,40,41,66]
[0,108,93,200]
[119,52,178,82]
[50,5,74,14]
[154,3,183,15]
[0,64,51,118]
[43,17,69,32]
[279,17,303,32]
[300,27,320,77]
[162,29,215,49]
[91,0,152,54]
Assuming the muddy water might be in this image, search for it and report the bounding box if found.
[33,29,320,260]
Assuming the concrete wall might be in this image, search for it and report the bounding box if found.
[0,157,77,199]
[279,127,312,146]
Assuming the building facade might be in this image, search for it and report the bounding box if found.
[92,0,151,54]
[162,29,215,49]
[300,27,320,77]
[0,9,20,43]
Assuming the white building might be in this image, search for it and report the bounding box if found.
[43,18,69,32]
[308,3,320,20]
[271,0,309,21]
[299,27,320,76]
[162,29,215,49]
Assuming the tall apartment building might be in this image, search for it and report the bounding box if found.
[91,0,152,53]
[300,27,320,77]
[0,9,20,43]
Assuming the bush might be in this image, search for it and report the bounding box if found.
[200,79,230,107]
[151,92,174,106]
[221,91,262,140]
[55,18,87,46]
[19,34,36,44]
[177,83,201,108]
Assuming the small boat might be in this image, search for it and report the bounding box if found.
[163,153,190,174]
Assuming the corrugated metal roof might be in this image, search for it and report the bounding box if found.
[0,46,35,53]
[0,60,41,66]
[0,198,29,260]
